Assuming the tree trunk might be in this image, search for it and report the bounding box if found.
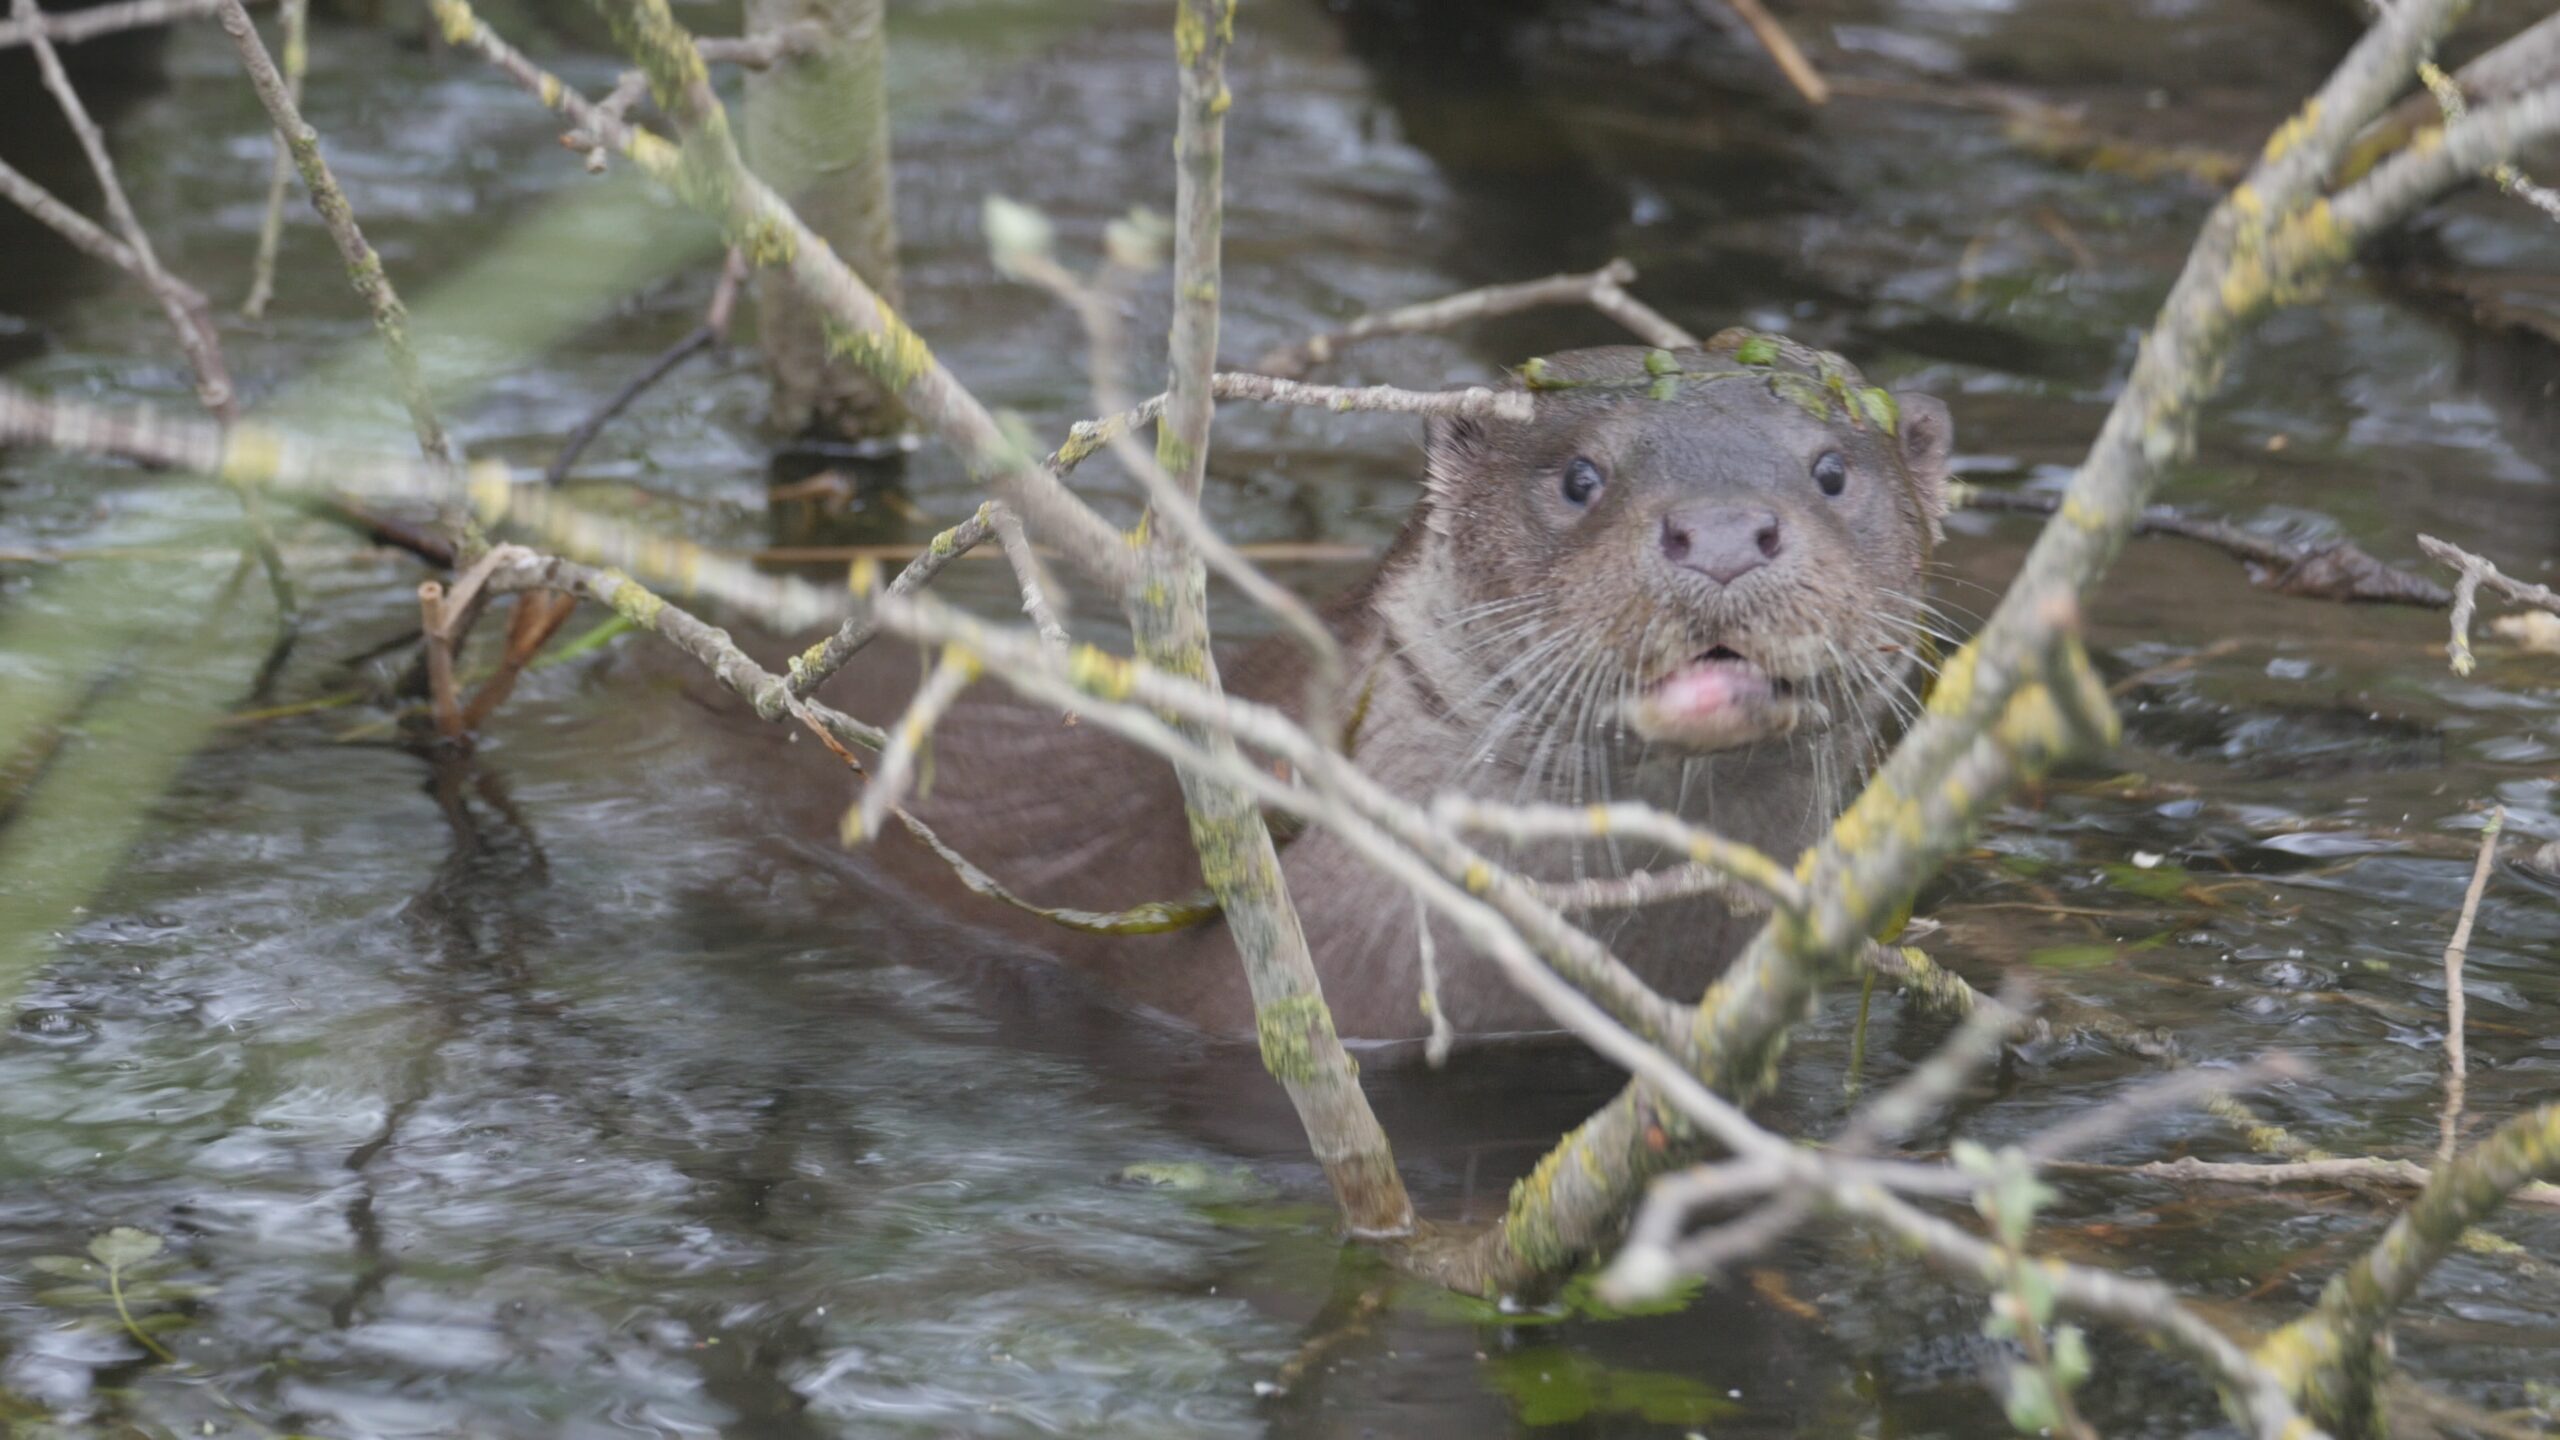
[743,0,903,441]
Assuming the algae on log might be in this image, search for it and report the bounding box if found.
[742,0,904,441]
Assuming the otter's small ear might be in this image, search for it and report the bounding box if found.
[1892,392,1953,540]
[1423,414,1486,499]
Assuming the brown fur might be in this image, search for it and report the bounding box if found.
[774,343,1953,1055]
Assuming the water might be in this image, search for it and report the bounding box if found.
[2,0,2557,1434]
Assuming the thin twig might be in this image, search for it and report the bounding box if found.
[983,501,1068,650]
[13,0,298,623]
[16,0,233,419]
[693,17,821,69]
[240,0,308,319]
[999,243,1345,726]
[458,591,577,730]
[544,249,747,485]
[851,645,979,842]
[2043,1155,2560,1206]
[1688,0,1827,105]
[1051,374,1532,477]
[572,69,650,173]
[2437,808,2501,1162]
[1252,259,1695,378]
[1429,796,1805,914]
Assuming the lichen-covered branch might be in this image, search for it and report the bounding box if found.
[0,383,845,631]
[2260,1103,2560,1433]
[1423,0,2519,1300]
[217,0,453,465]
[786,504,997,698]
[1118,0,1413,1239]
[479,546,876,750]
[851,644,979,842]
[429,0,1129,588]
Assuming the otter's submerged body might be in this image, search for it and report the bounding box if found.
[846,338,1953,1055]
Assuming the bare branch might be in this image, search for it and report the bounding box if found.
[0,0,248,49]
[1954,484,2452,607]
[693,17,822,69]
[1429,796,1806,915]
[2436,808,2501,1162]
[1688,0,1827,105]
[240,0,308,319]
[2043,1155,2560,1206]
[15,0,233,419]
[1051,373,1530,476]
[545,249,748,485]
[852,645,979,842]
[2418,534,2560,674]
[984,501,1068,651]
[1252,259,1696,378]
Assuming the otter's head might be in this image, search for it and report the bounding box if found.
[1415,335,1952,758]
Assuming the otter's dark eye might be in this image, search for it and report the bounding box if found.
[1561,456,1605,506]
[1811,450,1848,497]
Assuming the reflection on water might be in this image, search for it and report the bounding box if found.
[2,0,2557,1434]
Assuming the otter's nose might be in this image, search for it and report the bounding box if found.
[1659,505,1782,584]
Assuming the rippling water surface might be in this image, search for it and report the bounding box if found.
[2,0,2556,1433]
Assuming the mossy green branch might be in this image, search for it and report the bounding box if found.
[1110,0,1412,1240]
[2258,1103,2560,1434]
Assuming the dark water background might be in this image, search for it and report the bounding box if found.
[2,0,2557,1433]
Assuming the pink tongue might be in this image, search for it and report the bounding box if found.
[1654,661,1759,720]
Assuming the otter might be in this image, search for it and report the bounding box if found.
[821,335,1951,1053]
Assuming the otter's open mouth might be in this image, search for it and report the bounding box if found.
[1624,646,1808,751]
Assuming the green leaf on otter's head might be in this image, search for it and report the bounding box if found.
[1855,387,1899,434]
[1518,356,1554,388]
[1642,347,1677,376]
[1733,334,1780,366]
